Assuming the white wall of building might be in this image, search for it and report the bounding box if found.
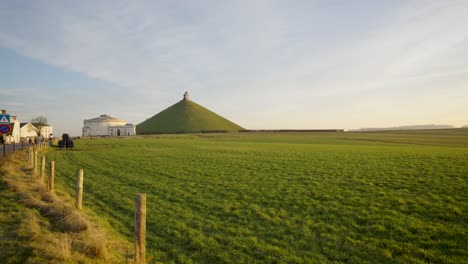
[20,123,38,139]
[83,114,136,137]
[83,120,126,136]
[39,125,53,139]
[109,125,136,136]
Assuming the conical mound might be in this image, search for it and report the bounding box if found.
[136,98,243,134]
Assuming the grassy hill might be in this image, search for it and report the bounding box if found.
[136,99,243,134]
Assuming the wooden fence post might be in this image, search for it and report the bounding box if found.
[48,161,55,192]
[76,169,84,209]
[28,147,32,165]
[134,193,147,264]
[40,156,46,183]
[33,151,38,175]
[31,148,34,166]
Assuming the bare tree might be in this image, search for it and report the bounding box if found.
[31,116,48,124]
[31,116,48,137]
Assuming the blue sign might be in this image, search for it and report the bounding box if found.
[0,114,11,124]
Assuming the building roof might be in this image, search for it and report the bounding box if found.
[109,124,135,128]
[20,122,39,131]
[31,123,51,127]
[85,114,125,123]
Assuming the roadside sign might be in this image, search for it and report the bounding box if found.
[0,124,11,134]
[0,114,10,124]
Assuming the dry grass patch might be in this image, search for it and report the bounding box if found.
[0,151,130,263]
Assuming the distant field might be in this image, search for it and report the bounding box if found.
[47,129,468,263]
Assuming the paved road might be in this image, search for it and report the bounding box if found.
[1,143,32,157]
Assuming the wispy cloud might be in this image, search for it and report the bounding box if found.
[0,88,37,96]
[4,101,24,107]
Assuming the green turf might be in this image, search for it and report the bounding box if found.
[136,99,243,134]
[46,130,468,263]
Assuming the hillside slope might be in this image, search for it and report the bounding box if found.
[136,99,243,134]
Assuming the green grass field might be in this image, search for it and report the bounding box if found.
[46,130,468,263]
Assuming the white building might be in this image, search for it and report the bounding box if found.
[82,114,136,137]
[20,122,39,140]
[32,123,54,139]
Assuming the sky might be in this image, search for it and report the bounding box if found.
[1,0,467,136]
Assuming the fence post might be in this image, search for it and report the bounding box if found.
[31,148,34,166]
[21,141,24,150]
[76,169,84,209]
[28,147,32,165]
[2,143,5,157]
[13,142,15,152]
[33,151,38,175]
[134,193,146,264]
[40,156,46,183]
[48,161,55,192]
